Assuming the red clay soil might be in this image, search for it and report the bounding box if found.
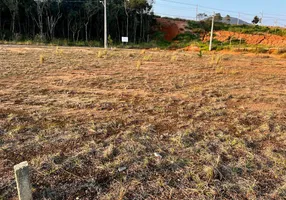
[156,18,188,41]
[212,31,286,47]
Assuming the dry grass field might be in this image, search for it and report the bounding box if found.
[0,45,286,199]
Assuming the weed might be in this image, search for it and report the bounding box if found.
[203,165,214,181]
[97,50,108,58]
[103,144,117,160]
[136,61,142,70]
[215,66,224,74]
[143,54,152,61]
[55,47,64,55]
[281,53,286,59]
[39,54,45,64]
[171,55,178,62]
[210,54,223,67]
[197,50,203,58]
[140,49,146,55]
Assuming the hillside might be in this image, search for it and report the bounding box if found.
[156,18,188,41]
[155,17,286,47]
[204,16,250,25]
[221,16,250,25]
[210,31,286,47]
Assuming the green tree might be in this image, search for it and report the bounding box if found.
[197,13,207,21]
[225,15,231,24]
[252,16,260,24]
[2,0,19,38]
[214,13,222,22]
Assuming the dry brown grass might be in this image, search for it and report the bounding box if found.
[0,45,286,199]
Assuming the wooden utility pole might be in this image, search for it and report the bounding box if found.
[209,12,215,51]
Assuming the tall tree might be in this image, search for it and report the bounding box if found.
[32,0,47,41]
[83,0,99,42]
[252,16,260,25]
[45,0,62,40]
[0,0,155,43]
[197,13,207,21]
[2,0,19,38]
[214,13,222,22]
[225,15,231,24]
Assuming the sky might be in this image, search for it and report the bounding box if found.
[153,0,286,26]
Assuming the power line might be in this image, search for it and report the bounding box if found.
[155,12,196,20]
[158,0,286,21]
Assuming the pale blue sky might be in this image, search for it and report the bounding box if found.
[153,0,286,26]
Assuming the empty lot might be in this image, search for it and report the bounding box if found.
[0,45,286,199]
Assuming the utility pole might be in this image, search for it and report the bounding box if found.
[274,19,278,27]
[209,12,215,51]
[237,13,240,25]
[274,19,278,33]
[260,11,263,26]
[100,0,108,48]
[104,0,107,49]
[196,5,198,21]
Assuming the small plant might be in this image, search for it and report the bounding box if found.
[210,54,223,67]
[97,50,107,58]
[203,166,214,182]
[103,144,116,159]
[171,55,178,62]
[140,49,146,55]
[281,53,286,59]
[143,54,152,61]
[55,47,63,55]
[108,35,113,46]
[197,50,203,58]
[215,66,224,74]
[39,54,45,64]
[136,60,142,70]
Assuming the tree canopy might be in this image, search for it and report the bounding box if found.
[0,0,155,44]
[252,16,260,25]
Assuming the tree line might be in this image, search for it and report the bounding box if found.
[0,0,155,44]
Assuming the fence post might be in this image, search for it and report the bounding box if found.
[14,161,33,200]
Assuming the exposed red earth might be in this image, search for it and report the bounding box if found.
[212,31,286,47]
[156,18,188,41]
[156,18,286,47]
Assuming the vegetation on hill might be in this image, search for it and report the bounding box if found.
[187,20,286,37]
[160,19,286,51]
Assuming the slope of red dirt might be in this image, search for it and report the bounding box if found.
[156,18,286,47]
[210,31,286,47]
[156,18,188,41]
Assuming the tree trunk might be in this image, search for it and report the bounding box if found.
[85,22,88,42]
[133,14,137,43]
[67,19,71,41]
[76,29,80,42]
[0,8,2,31]
[116,14,120,41]
[72,31,75,42]
[140,11,143,42]
[11,12,15,39]
[126,16,129,37]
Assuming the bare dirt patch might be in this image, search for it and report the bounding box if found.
[0,45,286,199]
